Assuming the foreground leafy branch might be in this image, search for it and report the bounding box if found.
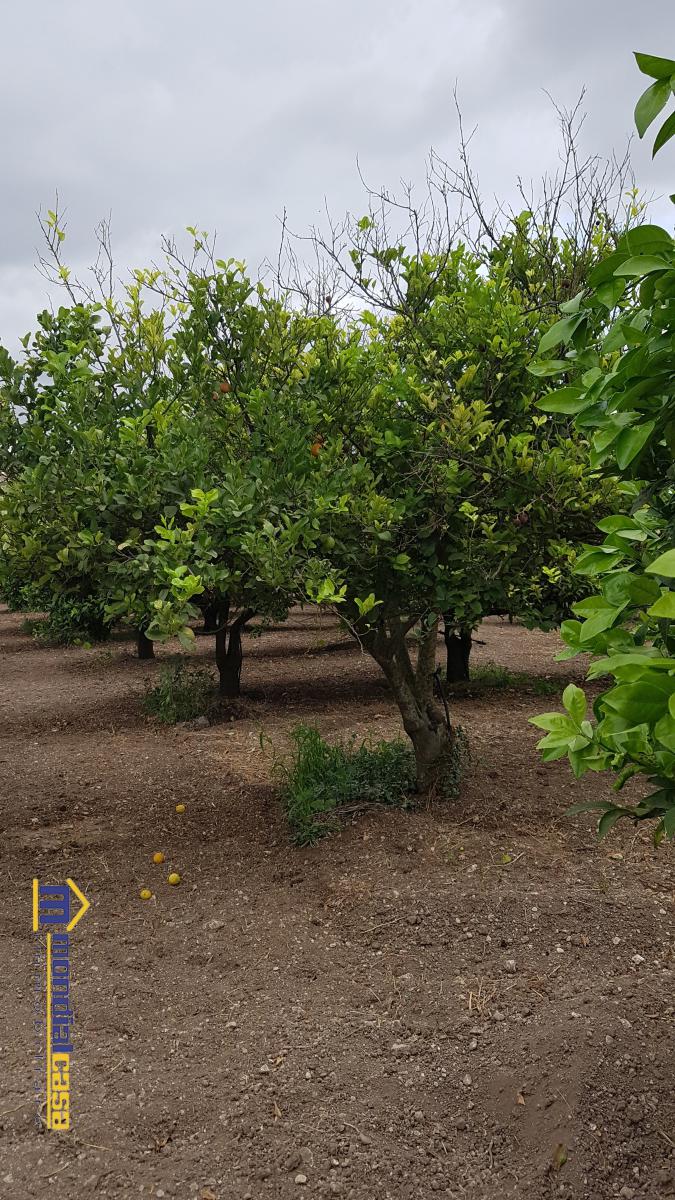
[531,52,675,841]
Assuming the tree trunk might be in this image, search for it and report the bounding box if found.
[215,609,254,697]
[202,602,221,634]
[367,616,455,795]
[137,628,155,659]
[444,623,472,683]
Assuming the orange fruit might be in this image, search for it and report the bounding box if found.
[310,442,322,457]
[175,804,186,814]
[168,872,181,886]
[139,888,152,901]
[153,851,165,864]
[220,380,231,394]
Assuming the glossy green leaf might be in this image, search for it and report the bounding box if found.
[535,387,588,415]
[603,681,674,726]
[597,808,628,839]
[614,421,656,468]
[562,684,586,724]
[575,549,626,577]
[634,78,672,137]
[634,52,675,80]
[655,712,675,753]
[537,315,583,355]
[595,277,626,308]
[647,590,675,619]
[653,109,675,156]
[613,255,669,277]
[646,549,675,578]
[579,607,623,642]
[529,712,577,735]
[527,359,569,378]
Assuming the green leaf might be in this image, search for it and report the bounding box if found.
[579,607,622,642]
[535,387,588,415]
[614,421,656,469]
[527,359,569,378]
[574,594,615,616]
[653,109,675,156]
[596,516,641,535]
[559,291,584,314]
[588,251,628,287]
[598,808,628,839]
[529,713,577,734]
[595,278,626,309]
[647,590,675,619]
[540,743,570,762]
[537,315,583,355]
[603,572,660,608]
[556,642,580,660]
[654,712,675,753]
[646,549,675,578]
[634,52,675,81]
[587,653,674,680]
[613,256,669,277]
[575,548,626,577]
[603,681,673,726]
[567,800,613,817]
[634,79,672,137]
[616,224,674,254]
[562,684,586,725]
[606,723,653,757]
[354,592,382,617]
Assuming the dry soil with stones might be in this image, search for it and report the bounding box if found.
[1,606,673,1200]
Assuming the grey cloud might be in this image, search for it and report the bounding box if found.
[1,0,673,349]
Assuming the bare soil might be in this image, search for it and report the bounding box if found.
[1,607,673,1200]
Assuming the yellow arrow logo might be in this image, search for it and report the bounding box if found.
[66,879,90,930]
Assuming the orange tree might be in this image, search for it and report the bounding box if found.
[0,233,328,692]
[285,297,617,793]
[0,293,212,653]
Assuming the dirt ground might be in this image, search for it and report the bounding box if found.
[1,606,673,1200]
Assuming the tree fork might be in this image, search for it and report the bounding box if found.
[215,608,255,698]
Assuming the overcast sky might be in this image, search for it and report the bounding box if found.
[1,0,673,349]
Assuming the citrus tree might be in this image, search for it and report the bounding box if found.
[148,244,331,694]
[0,235,332,694]
[0,259,213,655]
[272,297,615,792]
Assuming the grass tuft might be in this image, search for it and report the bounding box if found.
[144,663,214,724]
[276,725,415,844]
[449,661,559,696]
[276,724,467,845]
